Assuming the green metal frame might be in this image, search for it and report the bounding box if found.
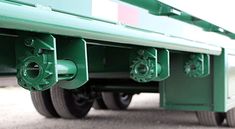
[184,54,210,78]
[120,0,235,39]
[0,0,235,113]
[159,49,235,112]
[15,34,58,91]
[130,48,169,82]
[160,53,213,111]
[14,33,89,91]
[87,45,130,73]
[56,37,89,89]
[214,49,235,112]
[0,35,16,75]
[0,1,221,55]
[213,50,226,111]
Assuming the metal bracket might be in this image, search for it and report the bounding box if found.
[15,34,88,91]
[56,37,89,89]
[130,48,169,82]
[15,34,58,91]
[184,53,210,78]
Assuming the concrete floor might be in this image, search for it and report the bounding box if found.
[0,84,229,129]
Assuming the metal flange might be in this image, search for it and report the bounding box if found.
[15,34,80,91]
[130,48,169,83]
[184,54,210,78]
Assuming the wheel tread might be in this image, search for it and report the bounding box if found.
[102,92,119,110]
[101,92,132,110]
[50,86,75,119]
[50,85,93,119]
[31,90,59,118]
[196,111,224,126]
[226,108,235,127]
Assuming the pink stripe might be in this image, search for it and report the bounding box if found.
[118,5,139,25]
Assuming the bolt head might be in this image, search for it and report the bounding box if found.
[25,38,34,46]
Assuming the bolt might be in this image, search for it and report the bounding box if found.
[138,50,145,55]
[189,55,194,59]
[23,70,27,77]
[38,49,43,54]
[25,38,34,46]
[136,63,148,75]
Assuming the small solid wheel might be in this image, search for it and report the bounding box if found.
[50,85,93,119]
[226,108,235,127]
[196,111,225,126]
[93,93,107,110]
[31,90,59,118]
[101,92,132,110]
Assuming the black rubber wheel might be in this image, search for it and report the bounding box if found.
[226,108,235,127]
[196,111,225,126]
[93,93,108,110]
[101,92,132,110]
[50,85,93,119]
[31,90,59,118]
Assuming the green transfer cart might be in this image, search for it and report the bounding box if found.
[1,0,235,127]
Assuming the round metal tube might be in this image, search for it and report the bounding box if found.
[157,63,162,74]
[57,60,77,80]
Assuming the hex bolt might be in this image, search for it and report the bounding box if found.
[135,62,149,76]
[25,38,34,46]
[138,50,145,55]
[37,49,43,54]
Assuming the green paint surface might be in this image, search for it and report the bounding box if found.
[160,53,213,111]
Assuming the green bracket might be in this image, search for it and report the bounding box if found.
[130,48,169,82]
[184,53,210,78]
[15,34,88,91]
[56,37,89,90]
[15,34,58,91]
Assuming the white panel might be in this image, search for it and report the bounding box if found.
[228,54,235,99]
[160,0,235,33]
[92,0,118,22]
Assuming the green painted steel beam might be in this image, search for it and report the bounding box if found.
[159,52,213,111]
[0,2,221,55]
[0,35,16,74]
[213,50,226,112]
[120,0,235,39]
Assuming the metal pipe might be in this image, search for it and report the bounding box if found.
[57,60,77,80]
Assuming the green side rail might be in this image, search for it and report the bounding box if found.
[0,1,221,55]
[121,0,235,39]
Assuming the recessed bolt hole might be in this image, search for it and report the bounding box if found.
[25,39,34,46]
[38,49,43,55]
[190,64,196,70]
[26,62,40,79]
[136,63,148,75]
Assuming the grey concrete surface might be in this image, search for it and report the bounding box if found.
[0,76,18,88]
[0,78,229,129]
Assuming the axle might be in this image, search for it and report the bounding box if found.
[18,59,77,91]
[57,60,77,80]
[15,34,88,91]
